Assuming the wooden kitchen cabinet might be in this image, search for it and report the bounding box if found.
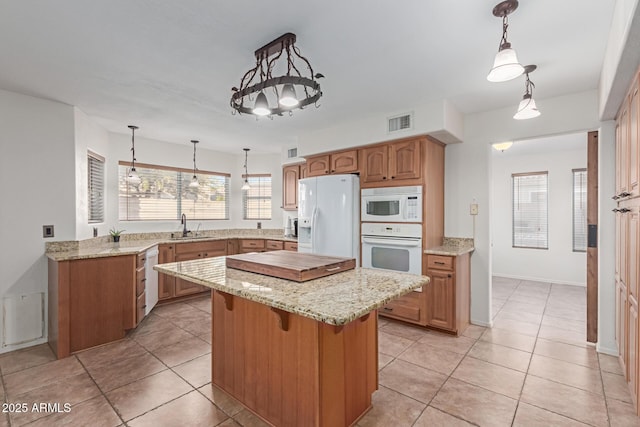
[266,240,284,250]
[379,290,426,325]
[306,150,359,177]
[135,252,146,325]
[158,244,176,300]
[361,138,421,184]
[630,75,639,198]
[240,239,266,253]
[282,164,301,211]
[284,241,298,251]
[173,240,226,297]
[227,238,239,255]
[424,253,470,335]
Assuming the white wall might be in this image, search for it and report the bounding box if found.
[491,139,587,285]
[0,89,75,352]
[105,132,283,233]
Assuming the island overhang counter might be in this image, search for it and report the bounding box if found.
[154,256,429,427]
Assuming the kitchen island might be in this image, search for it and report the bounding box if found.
[154,255,428,427]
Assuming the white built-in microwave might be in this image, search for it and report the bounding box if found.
[361,186,422,223]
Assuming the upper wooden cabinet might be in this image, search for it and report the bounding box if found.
[362,139,421,184]
[629,76,639,198]
[616,71,639,200]
[306,150,359,177]
[282,164,300,211]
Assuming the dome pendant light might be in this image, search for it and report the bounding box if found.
[241,148,251,190]
[487,0,524,83]
[513,65,541,120]
[189,140,200,188]
[127,125,141,185]
[252,92,271,116]
[279,84,299,107]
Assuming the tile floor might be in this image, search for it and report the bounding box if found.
[0,277,638,426]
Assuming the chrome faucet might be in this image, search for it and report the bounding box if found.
[181,213,189,237]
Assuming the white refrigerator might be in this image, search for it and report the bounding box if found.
[297,174,360,265]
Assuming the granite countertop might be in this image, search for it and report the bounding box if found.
[424,237,474,256]
[154,257,429,326]
[46,230,298,261]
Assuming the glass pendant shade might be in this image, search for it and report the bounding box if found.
[241,180,251,190]
[189,175,199,188]
[513,95,541,120]
[279,84,299,107]
[487,47,524,82]
[492,142,514,151]
[252,92,271,116]
[127,168,141,185]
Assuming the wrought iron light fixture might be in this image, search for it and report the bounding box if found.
[241,148,251,190]
[231,33,324,117]
[487,0,524,82]
[513,65,541,120]
[127,125,141,185]
[189,140,199,188]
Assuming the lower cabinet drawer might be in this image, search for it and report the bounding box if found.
[266,240,284,250]
[136,291,146,324]
[379,302,420,322]
[136,269,146,296]
[284,242,298,251]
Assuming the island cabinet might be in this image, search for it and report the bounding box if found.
[361,138,421,185]
[48,255,137,359]
[306,149,359,177]
[424,253,470,335]
[379,290,427,325]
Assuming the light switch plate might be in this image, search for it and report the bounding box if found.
[470,204,479,215]
[42,225,54,238]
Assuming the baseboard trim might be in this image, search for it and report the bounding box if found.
[471,319,493,328]
[596,343,619,356]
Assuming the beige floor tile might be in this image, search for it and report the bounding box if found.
[357,386,425,427]
[198,383,245,417]
[480,328,536,352]
[27,395,122,427]
[378,352,394,371]
[128,390,227,427]
[198,332,212,344]
[494,309,543,325]
[218,419,241,427]
[543,305,585,322]
[233,409,270,427]
[413,406,474,426]
[492,318,540,337]
[128,314,176,338]
[132,325,196,352]
[151,302,196,318]
[76,339,147,369]
[599,353,624,375]
[431,378,517,426]
[537,325,586,347]
[451,356,525,399]
[416,331,476,355]
[541,315,586,333]
[86,352,166,392]
[170,310,211,334]
[185,296,212,313]
[468,341,531,372]
[378,330,414,357]
[461,324,486,339]
[379,359,447,403]
[379,320,429,341]
[377,317,390,328]
[4,356,86,397]
[513,402,590,426]
[607,397,640,426]
[500,301,546,315]
[9,372,101,426]
[602,371,633,403]
[173,353,212,388]
[533,338,598,369]
[520,375,607,427]
[0,344,56,375]
[106,370,192,421]
[528,354,602,395]
[151,336,210,367]
[508,292,549,304]
[397,342,464,376]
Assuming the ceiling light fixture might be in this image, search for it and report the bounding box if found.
[127,125,141,185]
[487,0,524,83]
[241,148,251,190]
[189,140,200,188]
[231,32,324,118]
[513,65,541,120]
[492,141,514,151]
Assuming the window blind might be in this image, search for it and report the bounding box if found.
[243,175,272,220]
[512,172,548,249]
[572,169,587,252]
[88,151,105,223]
[118,162,230,221]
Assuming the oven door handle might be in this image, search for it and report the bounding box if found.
[361,237,422,247]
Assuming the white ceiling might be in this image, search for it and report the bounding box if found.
[493,132,587,157]
[0,1,615,154]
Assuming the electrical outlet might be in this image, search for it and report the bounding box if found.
[257,222,262,229]
[470,204,479,216]
[42,225,54,238]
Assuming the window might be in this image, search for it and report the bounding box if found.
[118,162,230,221]
[512,172,548,249]
[243,174,272,220]
[573,169,587,252]
[88,151,105,223]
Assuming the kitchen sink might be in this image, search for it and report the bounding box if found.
[170,234,211,240]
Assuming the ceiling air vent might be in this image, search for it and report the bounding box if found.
[388,113,413,133]
[287,148,298,159]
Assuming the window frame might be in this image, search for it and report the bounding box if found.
[512,171,549,250]
[242,174,272,220]
[88,150,105,224]
[572,168,587,252]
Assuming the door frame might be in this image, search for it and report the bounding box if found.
[587,130,598,343]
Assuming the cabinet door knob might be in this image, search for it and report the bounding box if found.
[382,176,387,180]
[331,170,335,173]
[448,274,452,278]
[383,307,393,311]
[204,253,208,257]
[391,176,395,179]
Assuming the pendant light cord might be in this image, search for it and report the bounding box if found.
[131,127,136,169]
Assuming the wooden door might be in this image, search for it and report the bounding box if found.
[306,155,330,176]
[629,206,639,303]
[618,278,628,373]
[630,76,639,197]
[629,301,638,406]
[389,139,421,181]
[227,239,238,255]
[587,131,598,342]
[619,102,630,196]
[330,150,359,174]
[158,244,175,300]
[282,165,299,210]
[300,163,308,179]
[361,146,388,183]
[426,270,455,331]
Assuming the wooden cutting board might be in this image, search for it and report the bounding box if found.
[225,250,356,282]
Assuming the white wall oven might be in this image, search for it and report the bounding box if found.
[361,222,423,290]
[361,186,422,223]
